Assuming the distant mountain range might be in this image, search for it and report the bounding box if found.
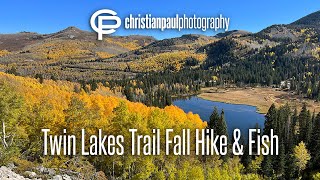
[0,10,319,81]
[291,10,320,27]
[0,26,155,60]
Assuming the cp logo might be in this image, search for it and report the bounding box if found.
[90,9,121,40]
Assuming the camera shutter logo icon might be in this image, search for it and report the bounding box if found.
[90,9,121,40]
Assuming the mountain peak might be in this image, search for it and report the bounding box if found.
[60,26,83,33]
[48,26,93,40]
[215,30,251,38]
[291,10,320,26]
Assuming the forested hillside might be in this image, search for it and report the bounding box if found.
[0,10,320,179]
[0,72,209,179]
[106,11,320,107]
[0,27,155,80]
[1,72,320,179]
[1,11,320,110]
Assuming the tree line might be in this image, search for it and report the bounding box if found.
[207,102,320,179]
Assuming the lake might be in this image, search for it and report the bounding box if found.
[173,96,265,138]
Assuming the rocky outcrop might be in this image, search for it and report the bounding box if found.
[0,166,81,180]
[0,166,30,180]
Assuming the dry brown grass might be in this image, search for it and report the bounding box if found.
[198,87,320,114]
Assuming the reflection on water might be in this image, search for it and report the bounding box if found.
[173,96,265,138]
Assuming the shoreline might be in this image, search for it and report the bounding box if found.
[197,94,266,114]
[197,87,320,114]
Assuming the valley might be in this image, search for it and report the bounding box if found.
[0,11,320,110]
[0,9,320,179]
[198,87,320,114]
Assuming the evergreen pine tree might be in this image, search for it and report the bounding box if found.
[241,143,252,170]
[218,109,228,138]
[306,110,316,147]
[298,103,311,142]
[284,154,298,179]
[219,109,228,161]
[275,141,286,178]
[291,108,299,147]
[264,104,277,135]
[262,155,274,178]
[283,103,291,142]
[208,107,220,136]
[309,113,320,169]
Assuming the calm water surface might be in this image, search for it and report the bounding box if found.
[173,96,265,138]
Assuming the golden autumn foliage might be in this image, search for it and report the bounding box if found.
[0,72,205,131]
[0,72,270,179]
[128,51,207,72]
[0,50,10,57]
[293,142,311,173]
[0,72,228,179]
[95,51,114,59]
[28,40,94,60]
[0,72,266,179]
[311,47,320,59]
[104,37,142,50]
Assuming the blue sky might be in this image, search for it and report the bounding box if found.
[0,0,319,39]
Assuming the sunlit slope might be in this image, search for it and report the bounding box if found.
[0,71,206,135]
[0,27,155,62]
